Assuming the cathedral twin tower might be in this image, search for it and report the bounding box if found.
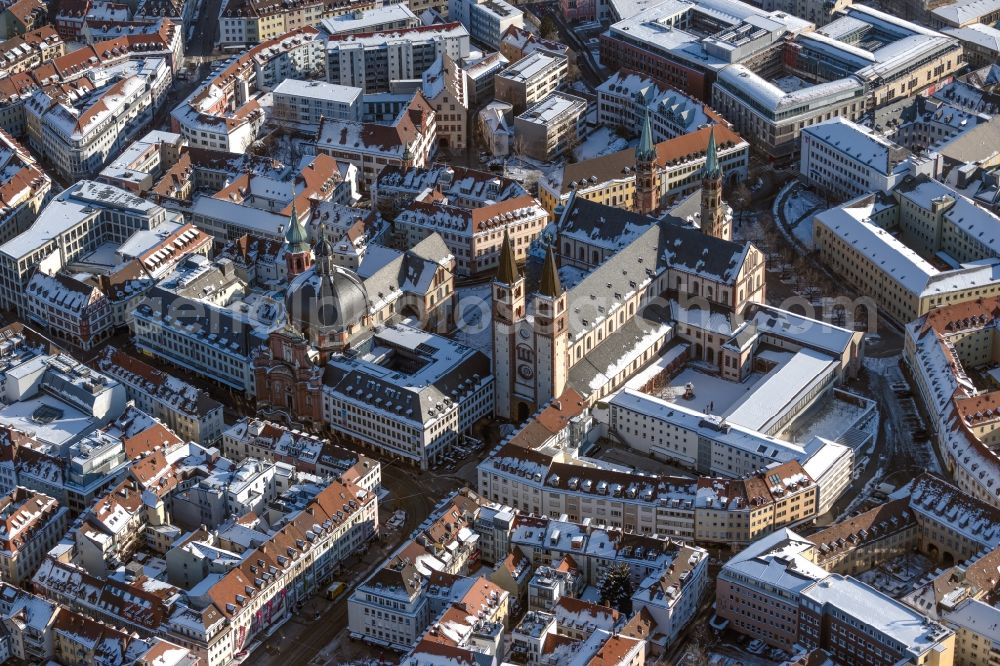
[491,113,731,422]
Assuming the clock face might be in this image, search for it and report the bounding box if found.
[518,364,534,380]
[519,326,531,340]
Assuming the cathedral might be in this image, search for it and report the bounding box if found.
[492,132,762,421]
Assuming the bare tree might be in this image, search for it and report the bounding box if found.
[730,181,752,228]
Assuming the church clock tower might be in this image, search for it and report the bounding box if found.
[492,230,526,421]
[533,245,569,408]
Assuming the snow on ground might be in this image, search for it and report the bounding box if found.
[783,394,870,444]
[452,284,492,355]
[655,366,767,415]
[857,552,935,599]
[574,126,631,161]
[782,188,825,250]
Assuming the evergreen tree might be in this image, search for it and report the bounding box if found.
[600,563,634,614]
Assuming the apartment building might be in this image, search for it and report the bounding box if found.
[325,23,470,93]
[94,346,225,445]
[461,51,508,105]
[0,584,197,665]
[478,434,849,546]
[318,4,419,35]
[373,163,529,211]
[932,0,1000,26]
[272,78,362,125]
[0,129,51,247]
[348,492,491,649]
[0,26,64,77]
[130,257,269,395]
[222,417,382,490]
[494,49,567,113]
[943,23,1000,68]
[191,153,357,243]
[804,499,917,576]
[905,297,1000,509]
[392,195,548,277]
[24,221,215,346]
[0,488,69,585]
[312,92,437,188]
[217,0,376,47]
[513,92,586,162]
[0,20,182,138]
[25,57,171,181]
[23,272,114,350]
[631,544,710,650]
[135,0,198,33]
[166,477,377,666]
[800,118,914,202]
[448,0,523,48]
[596,71,713,142]
[172,27,324,153]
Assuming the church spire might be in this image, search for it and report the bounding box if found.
[704,126,721,178]
[635,102,659,215]
[495,229,520,285]
[636,104,656,163]
[539,245,562,297]
[284,203,310,255]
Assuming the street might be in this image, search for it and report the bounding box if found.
[242,436,487,666]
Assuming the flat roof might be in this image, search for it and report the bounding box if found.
[273,78,363,103]
[497,50,565,83]
[725,348,837,433]
[802,575,952,655]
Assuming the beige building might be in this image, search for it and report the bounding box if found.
[804,498,917,575]
[394,194,548,277]
[494,49,567,113]
[815,177,1000,324]
[218,0,376,46]
[513,92,586,162]
[313,93,437,188]
[943,23,1000,69]
[0,26,64,77]
[712,6,963,163]
[906,297,1000,510]
[0,488,69,585]
[538,124,749,214]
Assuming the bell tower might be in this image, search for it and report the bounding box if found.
[700,127,731,241]
[492,230,525,420]
[635,103,659,215]
[533,245,568,408]
[284,203,312,278]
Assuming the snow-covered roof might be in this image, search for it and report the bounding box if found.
[814,199,937,295]
[272,78,362,104]
[611,389,808,463]
[802,575,953,656]
[932,0,1000,25]
[943,23,1000,51]
[802,117,903,174]
[725,348,837,433]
